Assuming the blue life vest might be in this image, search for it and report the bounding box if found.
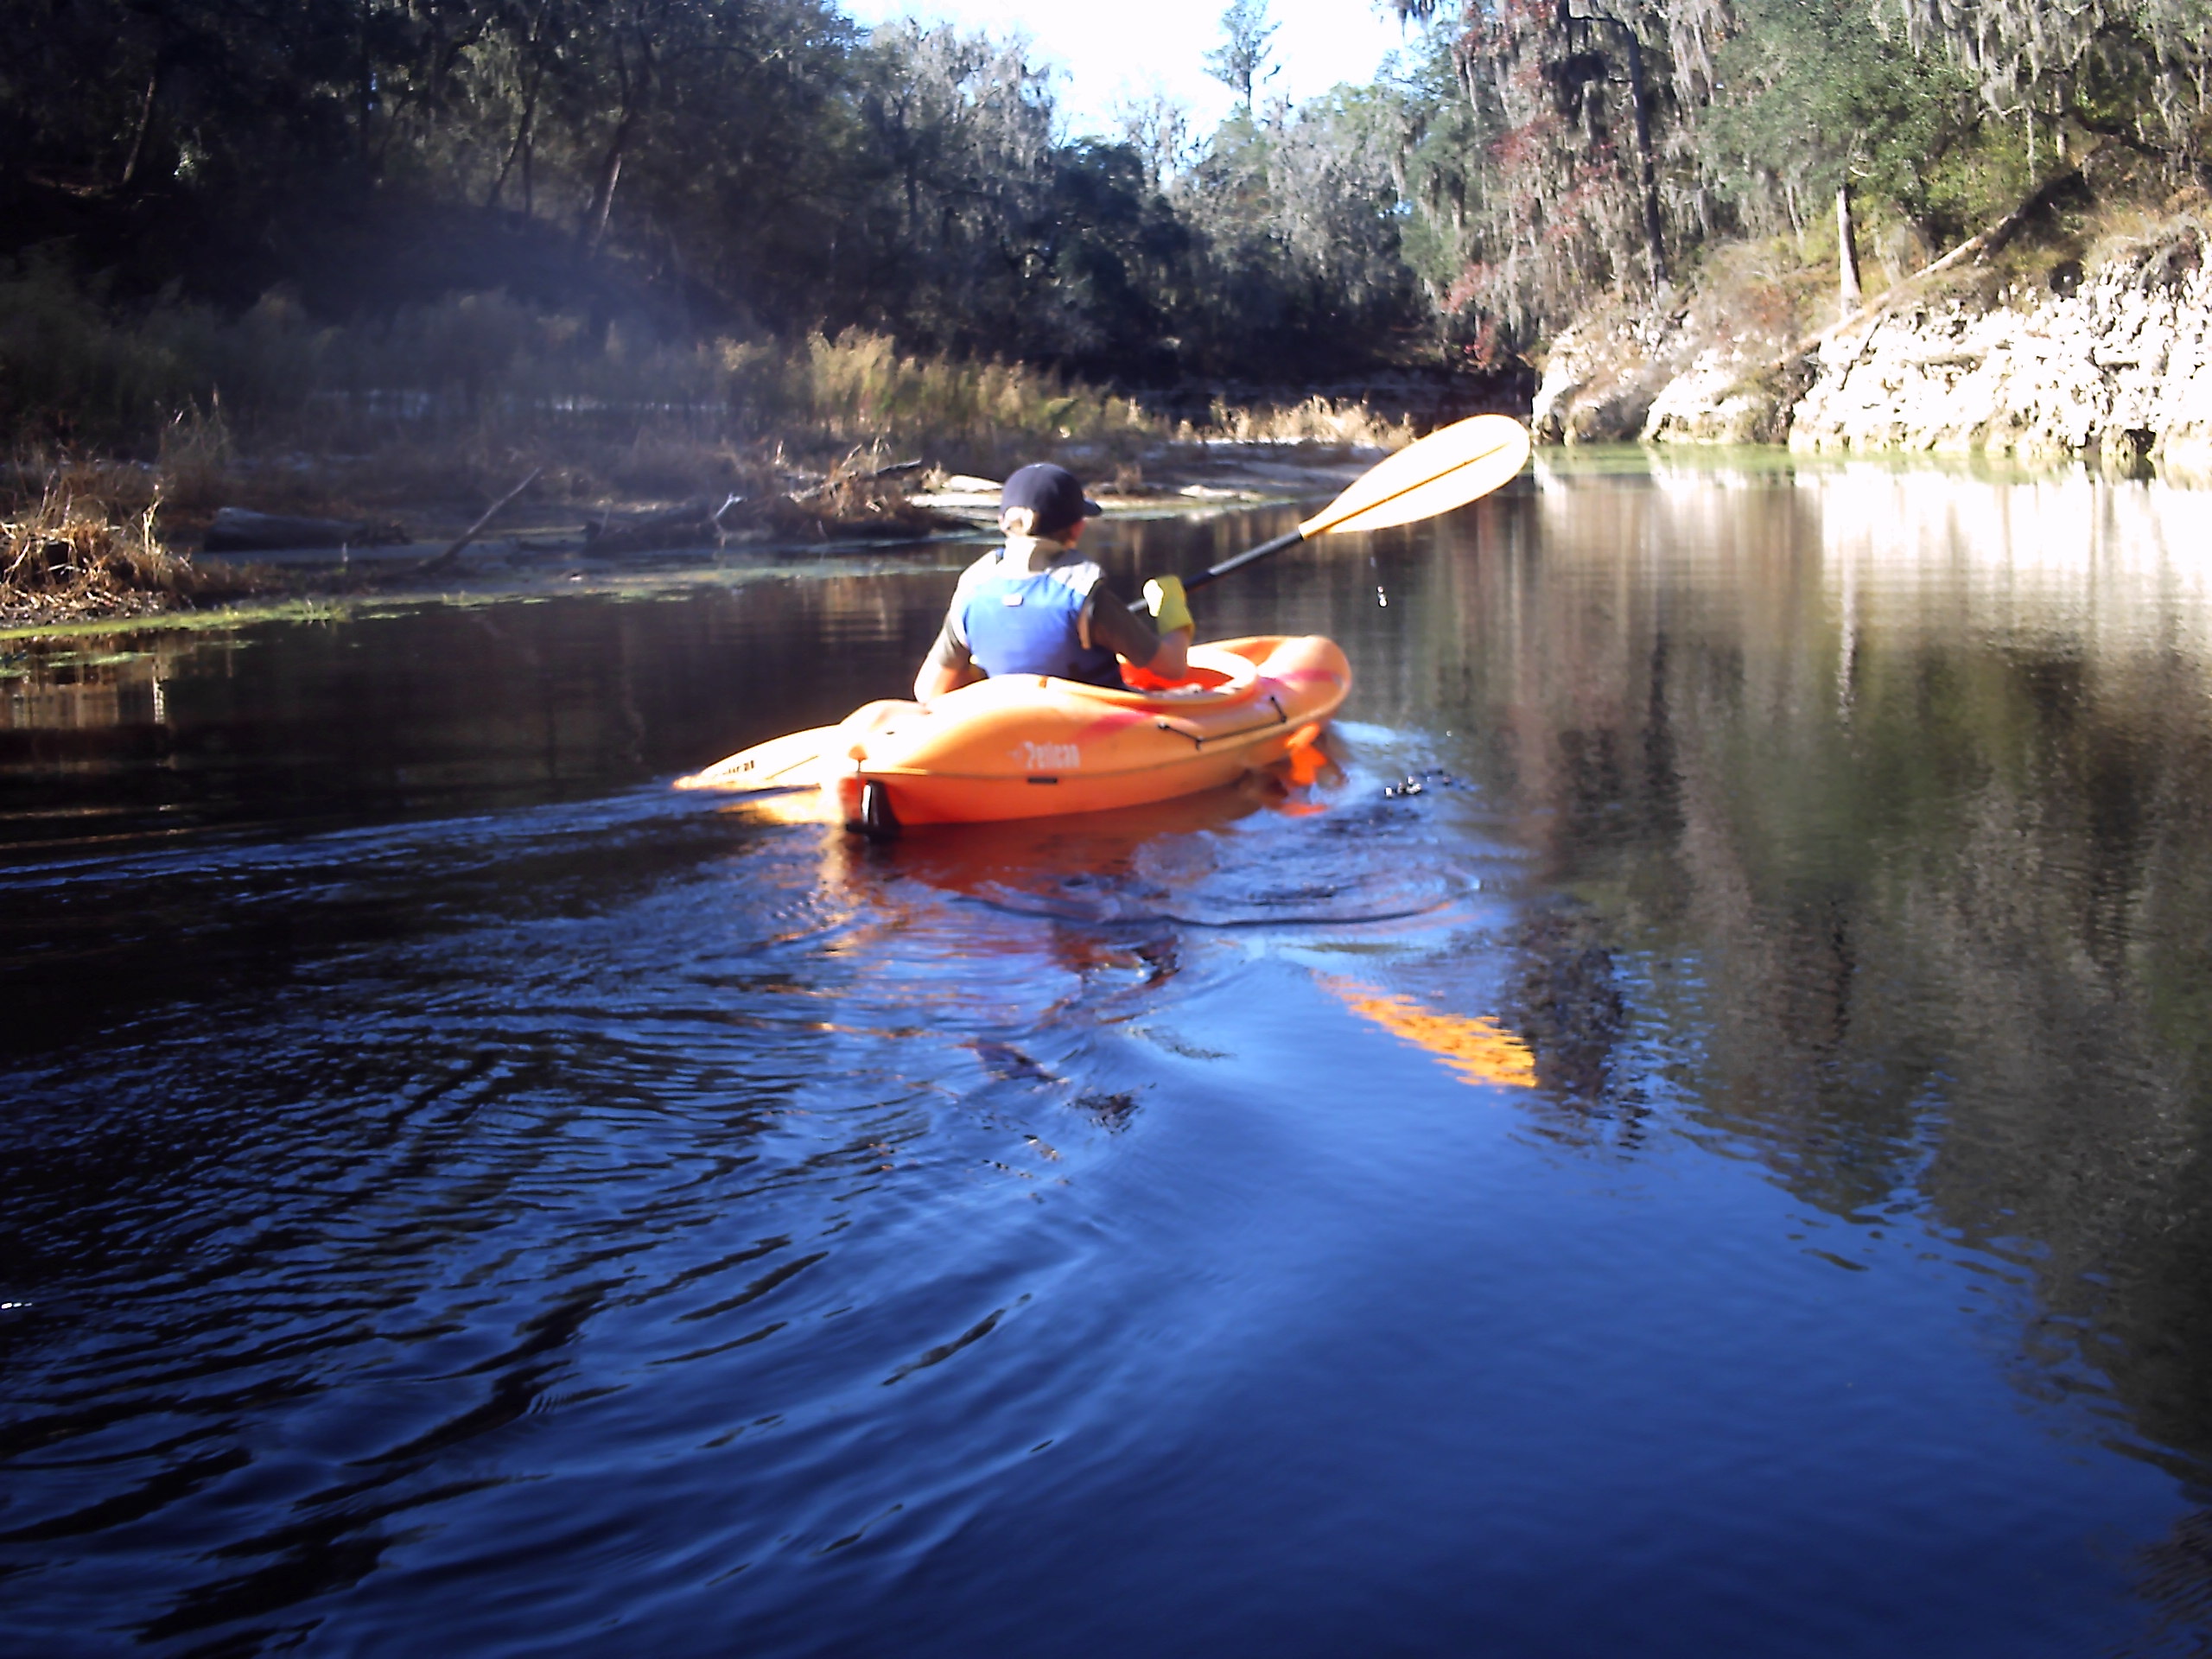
[957,553,1124,687]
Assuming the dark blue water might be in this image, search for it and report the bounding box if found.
[6,456,2212,1655]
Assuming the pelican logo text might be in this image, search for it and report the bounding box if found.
[1016,741,1080,771]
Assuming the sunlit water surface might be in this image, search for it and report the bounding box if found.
[6,453,2212,1656]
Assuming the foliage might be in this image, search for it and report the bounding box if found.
[1700,0,1995,238]
[0,252,1161,456]
[1205,0,1283,111]
[2,0,2207,418]
[1389,0,2212,335]
[1171,92,1429,372]
[0,0,1426,399]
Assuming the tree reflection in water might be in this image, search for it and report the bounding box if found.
[1418,458,2212,1625]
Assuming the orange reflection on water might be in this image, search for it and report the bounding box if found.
[1319,976,1539,1090]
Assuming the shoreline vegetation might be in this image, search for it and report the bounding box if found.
[0,274,1455,629]
[8,0,2209,627]
[10,177,2209,634]
[1531,153,2212,473]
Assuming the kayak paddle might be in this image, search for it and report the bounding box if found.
[675,722,842,791]
[1154,412,1532,604]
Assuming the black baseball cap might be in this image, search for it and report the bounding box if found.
[1001,463,1102,537]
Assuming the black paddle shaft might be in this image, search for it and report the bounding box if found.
[1122,425,1525,614]
[1126,527,1306,613]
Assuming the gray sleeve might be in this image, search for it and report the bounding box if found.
[1084,582,1162,666]
[943,582,970,651]
[930,564,981,666]
[924,615,972,673]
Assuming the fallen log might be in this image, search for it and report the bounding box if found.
[202,507,410,553]
[732,493,979,540]
[582,493,744,555]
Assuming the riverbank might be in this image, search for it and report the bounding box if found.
[0,435,1390,636]
[0,266,1460,626]
[1532,171,2212,481]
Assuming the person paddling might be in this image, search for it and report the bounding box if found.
[914,463,1193,701]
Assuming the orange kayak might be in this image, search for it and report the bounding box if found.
[676,634,1351,830]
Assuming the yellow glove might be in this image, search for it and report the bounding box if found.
[1143,575,1194,635]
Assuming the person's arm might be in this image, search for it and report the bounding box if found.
[915,621,982,701]
[1087,579,1193,679]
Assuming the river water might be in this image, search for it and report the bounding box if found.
[5,450,2212,1656]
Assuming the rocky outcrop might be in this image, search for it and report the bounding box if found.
[1533,219,2212,476]
[1531,311,1699,442]
[1642,346,1808,444]
[1534,300,1804,446]
[1788,228,2212,474]
[1560,219,2212,476]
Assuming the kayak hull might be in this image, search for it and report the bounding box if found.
[678,635,1351,828]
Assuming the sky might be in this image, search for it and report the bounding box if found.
[837,0,1424,139]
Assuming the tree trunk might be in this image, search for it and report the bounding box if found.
[356,0,376,169]
[1584,12,1667,293]
[119,71,159,188]
[487,2,550,213]
[1836,183,1862,316]
[583,111,639,251]
[1620,29,1666,293]
[488,92,538,210]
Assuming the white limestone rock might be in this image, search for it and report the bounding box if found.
[1785,227,2211,474]
[1641,346,1807,444]
[1532,311,1696,443]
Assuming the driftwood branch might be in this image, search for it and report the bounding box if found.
[785,457,925,503]
[415,467,542,575]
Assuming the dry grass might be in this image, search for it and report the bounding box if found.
[787,330,1160,455]
[1,457,263,623]
[1,261,1429,473]
[0,258,1172,464]
[1196,396,1417,448]
[154,406,237,515]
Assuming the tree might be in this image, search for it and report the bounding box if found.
[1204,0,1281,111]
[1698,0,1983,241]
[1114,88,1197,190]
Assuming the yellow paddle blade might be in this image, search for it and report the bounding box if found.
[1300,414,1531,538]
[675,724,838,791]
